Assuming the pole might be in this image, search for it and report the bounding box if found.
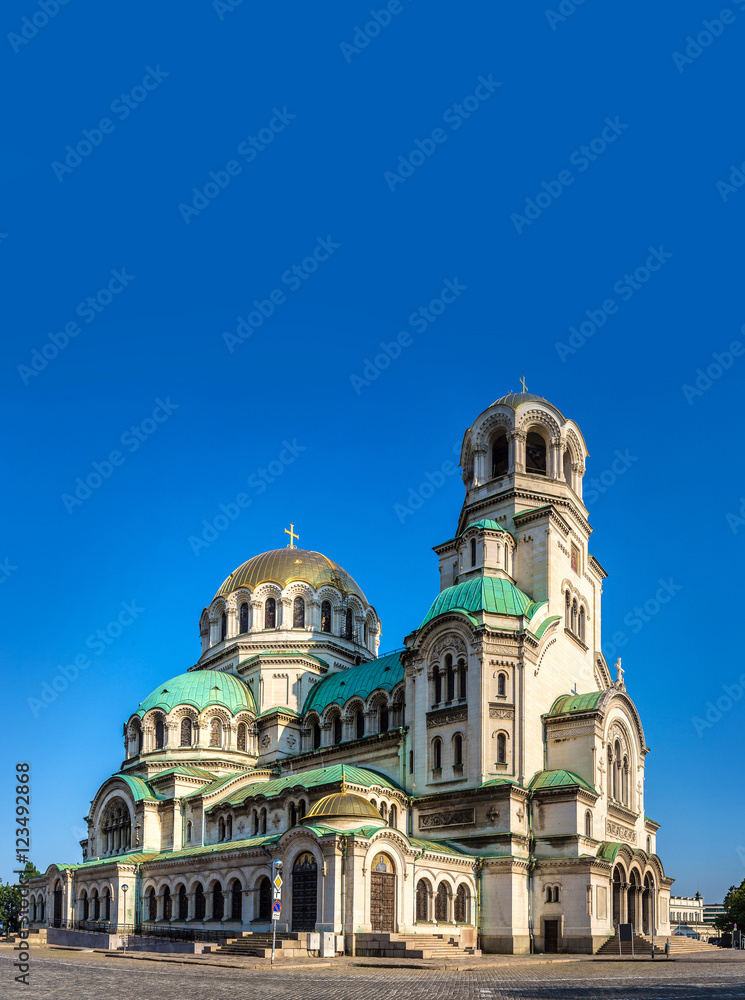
[121,885,128,954]
[651,890,655,959]
[271,917,276,966]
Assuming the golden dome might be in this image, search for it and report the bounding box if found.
[214,548,367,602]
[305,791,384,823]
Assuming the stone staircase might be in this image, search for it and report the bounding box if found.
[215,931,310,959]
[355,932,481,959]
[596,932,721,957]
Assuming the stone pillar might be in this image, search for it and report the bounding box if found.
[473,444,487,485]
[221,890,232,922]
[550,435,562,480]
[227,604,238,637]
[279,598,291,628]
[309,598,320,631]
[186,893,196,922]
[249,599,262,633]
[511,429,526,473]
[620,882,628,924]
[156,892,165,922]
[204,889,214,922]
[142,725,154,753]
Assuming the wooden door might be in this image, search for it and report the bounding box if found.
[53,888,63,927]
[292,853,318,932]
[370,872,396,932]
[544,919,559,953]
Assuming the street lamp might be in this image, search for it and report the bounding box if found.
[121,885,129,954]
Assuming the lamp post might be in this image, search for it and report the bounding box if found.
[121,885,129,954]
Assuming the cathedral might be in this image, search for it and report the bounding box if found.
[28,392,674,954]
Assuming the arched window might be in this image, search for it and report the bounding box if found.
[231,880,242,921]
[147,888,156,922]
[162,886,171,921]
[137,724,143,755]
[333,715,342,744]
[379,801,388,823]
[177,885,187,921]
[435,883,450,922]
[321,600,332,632]
[432,737,442,771]
[312,721,321,749]
[416,879,429,921]
[579,606,586,641]
[290,803,297,827]
[237,722,247,752]
[209,718,221,747]
[455,884,470,923]
[297,799,306,821]
[622,755,629,806]
[571,600,578,633]
[563,450,572,487]
[497,672,506,697]
[446,655,455,701]
[553,887,560,903]
[258,877,272,920]
[260,808,267,835]
[220,611,227,641]
[546,885,552,903]
[293,596,305,628]
[239,602,249,634]
[453,733,463,767]
[219,817,226,841]
[355,709,365,739]
[459,661,467,699]
[155,719,165,749]
[227,816,232,839]
[389,804,397,829]
[264,597,276,629]
[526,431,547,475]
[492,433,508,478]
[647,836,651,854]
[251,811,259,836]
[565,590,571,628]
[186,821,192,842]
[180,717,192,747]
[497,732,507,764]
[614,740,621,800]
[212,881,223,921]
[585,811,593,838]
[608,745,614,799]
[379,704,389,733]
[470,537,476,567]
[82,891,88,921]
[344,607,354,640]
[364,621,369,644]
[433,669,442,705]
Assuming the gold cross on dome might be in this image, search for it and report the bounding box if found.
[520,372,528,392]
[284,523,299,548]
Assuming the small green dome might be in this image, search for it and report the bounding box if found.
[420,577,542,628]
[135,670,256,717]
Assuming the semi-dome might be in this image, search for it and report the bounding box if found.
[135,670,256,717]
[305,790,385,824]
[214,548,367,602]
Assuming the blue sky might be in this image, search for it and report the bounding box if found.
[2,1,744,904]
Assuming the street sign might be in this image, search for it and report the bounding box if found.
[272,900,281,920]
[273,874,283,890]
[274,887,281,899]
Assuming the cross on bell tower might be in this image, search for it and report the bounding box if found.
[284,523,299,548]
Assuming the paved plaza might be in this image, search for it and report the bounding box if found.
[2,947,745,1000]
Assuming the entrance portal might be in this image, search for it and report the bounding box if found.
[291,852,318,932]
[544,919,559,953]
[370,853,396,933]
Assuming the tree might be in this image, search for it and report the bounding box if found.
[0,863,42,933]
[714,878,745,933]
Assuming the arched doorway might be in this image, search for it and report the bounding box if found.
[612,867,622,927]
[291,853,318,932]
[257,876,272,921]
[53,882,63,927]
[643,874,655,935]
[370,852,396,932]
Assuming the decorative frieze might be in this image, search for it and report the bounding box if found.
[419,808,475,829]
[606,819,637,844]
[426,706,468,729]
[489,704,514,720]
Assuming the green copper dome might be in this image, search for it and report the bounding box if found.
[302,650,404,716]
[420,577,543,628]
[135,670,256,717]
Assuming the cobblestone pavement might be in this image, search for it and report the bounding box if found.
[2,949,744,1000]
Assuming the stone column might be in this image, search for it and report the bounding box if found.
[249,599,262,633]
[511,429,526,473]
[156,892,165,922]
[620,882,628,924]
[227,604,238,637]
[473,444,487,485]
[550,435,562,480]
[241,889,251,926]
[221,890,232,922]
[204,889,214,922]
[279,598,291,628]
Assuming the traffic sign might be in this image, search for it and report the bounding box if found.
[273,874,283,890]
[272,900,281,920]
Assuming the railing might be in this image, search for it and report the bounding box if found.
[45,920,236,943]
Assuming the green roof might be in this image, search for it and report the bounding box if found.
[208,763,400,811]
[302,651,404,715]
[534,616,562,640]
[481,777,522,789]
[112,774,163,802]
[183,769,258,799]
[50,837,282,873]
[420,577,543,628]
[644,814,660,827]
[546,691,605,717]
[148,766,218,781]
[461,518,505,535]
[513,505,552,519]
[135,670,256,717]
[409,837,472,857]
[528,769,596,793]
[257,706,300,719]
